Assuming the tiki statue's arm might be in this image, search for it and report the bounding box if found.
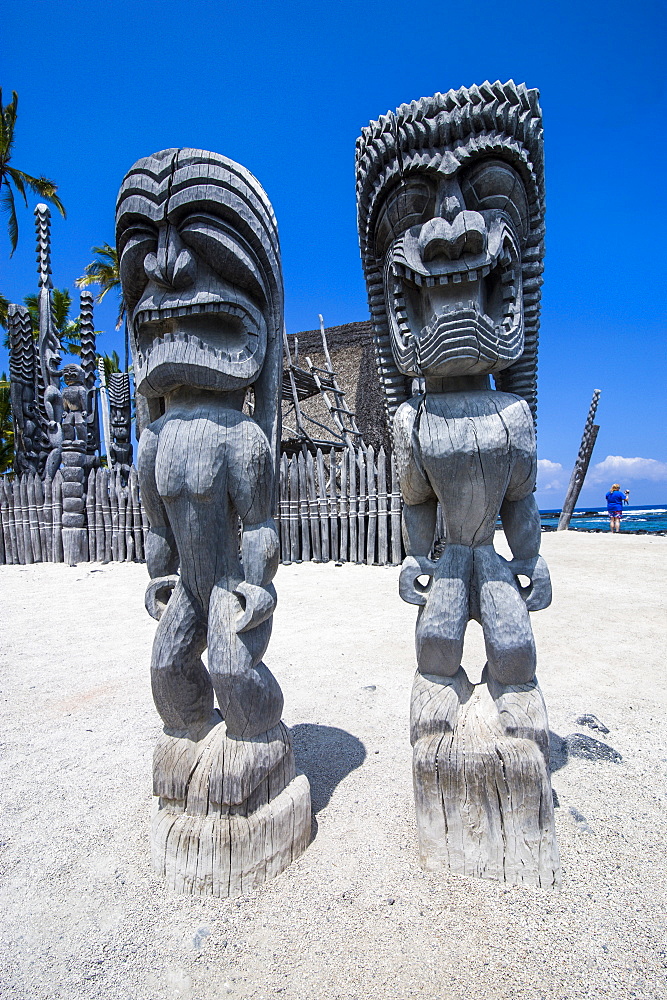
[500,494,551,612]
[230,429,279,633]
[394,401,438,606]
[137,424,179,583]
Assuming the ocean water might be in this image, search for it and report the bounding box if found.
[539,505,667,533]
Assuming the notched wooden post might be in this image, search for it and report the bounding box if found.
[356,83,560,887]
[117,148,311,897]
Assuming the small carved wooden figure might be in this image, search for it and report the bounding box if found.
[116,148,310,896]
[61,364,89,443]
[357,82,560,886]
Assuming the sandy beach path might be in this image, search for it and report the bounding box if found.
[0,532,665,1000]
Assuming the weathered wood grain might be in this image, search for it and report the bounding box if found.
[366,445,376,566]
[339,447,349,562]
[117,148,311,895]
[306,450,321,562]
[348,447,358,563]
[558,390,601,530]
[278,452,290,564]
[356,447,366,564]
[357,85,558,885]
[316,448,329,563]
[297,453,311,562]
[377,446,388,566]
[34,474,48,561]
[130,466,143,561]
[289,454,299,563]
[412,672,559,887]
[52,471,64,562]
[329,449,339,562]
[42,476,53,562]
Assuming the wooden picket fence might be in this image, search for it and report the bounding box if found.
[277,446,403,566]
[0,446,405,567]
[0,467,147,566]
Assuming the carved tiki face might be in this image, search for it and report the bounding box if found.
[116,149,283,399]
[356,82,545,408]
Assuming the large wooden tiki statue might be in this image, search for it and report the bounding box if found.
[116,148,310,896]
[357,83,560,886]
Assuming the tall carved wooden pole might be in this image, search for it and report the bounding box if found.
[116,148,310,896]
[35,204,63,480]
[557,390,601,530]
[78,290,101,472]
[107,372,133,482]
[7,304,40,475]
[357,82,560,886]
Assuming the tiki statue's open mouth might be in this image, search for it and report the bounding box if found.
[386,211,524,378]
[133,279,266,398]
[123,219,269,398]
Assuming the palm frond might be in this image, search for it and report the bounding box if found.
[99,351,121,378]
[76,243,125,328]
[0,90,18,159]
[1,183,18,254]
[6,167,66,218]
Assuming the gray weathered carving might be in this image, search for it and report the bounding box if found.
[8,304,40,476]
[357,81,560,886]
[78,290,101,471]
[34,204,64,481]
[557,390,601,530]
[60,363,91,564]
[117,148,310,896]
[107,372,133,481]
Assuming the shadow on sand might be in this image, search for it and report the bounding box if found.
[290,723,366,825]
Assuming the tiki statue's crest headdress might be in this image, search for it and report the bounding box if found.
[356,80,545,428]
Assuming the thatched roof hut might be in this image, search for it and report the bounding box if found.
[282,321,389,453]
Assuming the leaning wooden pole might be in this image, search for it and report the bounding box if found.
[557,390,601,531]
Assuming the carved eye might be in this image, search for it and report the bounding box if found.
[178,212,266,301]
[119,225,157,311]
[375,177,434,254]
[461,159,529,240]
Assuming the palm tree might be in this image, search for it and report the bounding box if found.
[24,288,81,356]
[0,372,13,474]
[1,287,81,355]
[76,243,128,368]
[1,89,66,255]
[99,350,121,379]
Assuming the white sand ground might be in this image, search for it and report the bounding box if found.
[0,531,666,1000]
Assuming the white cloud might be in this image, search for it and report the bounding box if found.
[588,455,667,485]
[536,458,566,492]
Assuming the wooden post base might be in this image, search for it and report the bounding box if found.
[152,715,311,897]
[411,669,560,888]
[62,527,88,566]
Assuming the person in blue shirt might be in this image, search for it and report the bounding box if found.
[606,483,629,533]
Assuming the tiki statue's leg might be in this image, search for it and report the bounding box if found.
[207,584,284,740]
[150,579,213,733]
[473,546,536,685]
[415,543,472,677]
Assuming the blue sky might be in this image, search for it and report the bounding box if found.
[2,0,665,506]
